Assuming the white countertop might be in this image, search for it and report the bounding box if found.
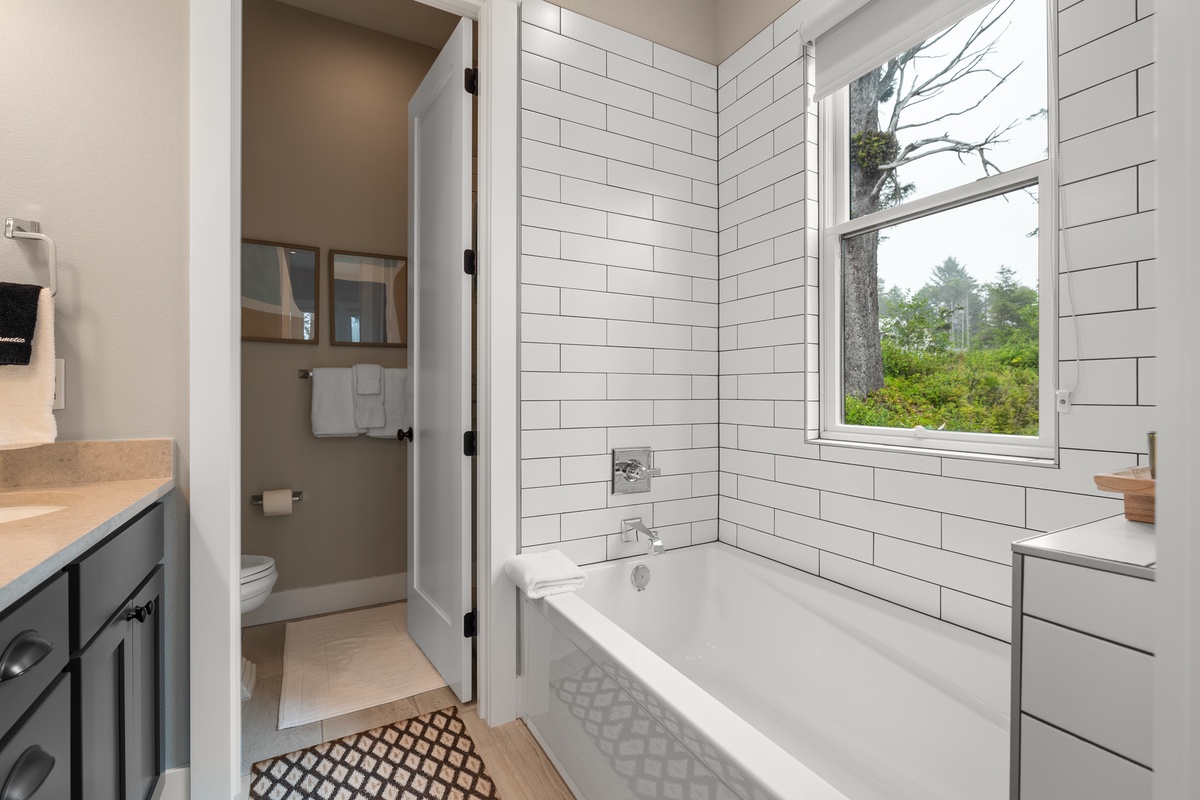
[1013,515,1156,579]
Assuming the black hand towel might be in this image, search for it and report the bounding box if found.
[0,282,42,366]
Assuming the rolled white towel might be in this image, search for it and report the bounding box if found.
[504,551,587,599]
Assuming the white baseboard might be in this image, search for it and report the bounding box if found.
[241,572,407,627]
[158,767,190,800]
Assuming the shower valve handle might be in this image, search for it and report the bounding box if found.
[615,459,661,482]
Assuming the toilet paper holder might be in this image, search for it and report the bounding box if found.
[251,491,304,506]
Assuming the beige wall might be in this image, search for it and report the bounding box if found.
[716,0,805,62]
[242,0,442,592]
[554,0,805,64]
[556,0,720,63]
[0,0,190,768]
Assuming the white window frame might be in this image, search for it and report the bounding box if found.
[817,71,1057,461]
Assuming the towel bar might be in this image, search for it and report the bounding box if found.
[4,218,57,297]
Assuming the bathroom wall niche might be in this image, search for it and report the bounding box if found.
[241,239,320,343]
[329,250,407,347]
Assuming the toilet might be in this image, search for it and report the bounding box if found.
[240,555,278,701]
[240,554,278,614]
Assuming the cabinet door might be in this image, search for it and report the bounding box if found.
[127,567,163,800]
[77,566,163,800]
[77,601,133,800]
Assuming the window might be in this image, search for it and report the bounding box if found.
[818,0,1054,459]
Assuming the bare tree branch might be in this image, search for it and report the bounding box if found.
[896,63,1020,130]
[869,121,1017,200]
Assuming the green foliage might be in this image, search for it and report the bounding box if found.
[846,346,1039,435]
[879,291,953,353]
[853,264,1041,436]
[850,130,900,175]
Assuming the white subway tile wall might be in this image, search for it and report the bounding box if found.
[519,0,1155,645]
[520,0,720,563]
[714,0,1154,643]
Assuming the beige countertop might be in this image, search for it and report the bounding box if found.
[0,440,175,612]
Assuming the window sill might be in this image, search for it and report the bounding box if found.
[805,435,1059,467]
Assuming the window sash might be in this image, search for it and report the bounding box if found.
[818,107,1057,458]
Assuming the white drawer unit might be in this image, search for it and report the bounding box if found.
[1019,715,1151,800]
[1011,516,1156,800]
[1021,617,1153,766]
[1022,556,1154,653]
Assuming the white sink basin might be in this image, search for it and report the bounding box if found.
[0,492,83,524]
[0,505,66,523]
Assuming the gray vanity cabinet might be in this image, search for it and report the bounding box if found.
[0,575,73,798]
[73,505,164,800]
[0,500,165,800]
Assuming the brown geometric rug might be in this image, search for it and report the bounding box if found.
[249,707,502,800]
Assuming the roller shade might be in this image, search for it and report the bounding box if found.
[810,0,996,101]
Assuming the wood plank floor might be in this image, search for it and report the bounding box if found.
[240,606,575,799]
[460,708,576,800]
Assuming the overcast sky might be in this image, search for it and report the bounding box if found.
[864,0,1047,295]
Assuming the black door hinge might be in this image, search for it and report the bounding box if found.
[464,249,477,276]
[465,68,479,95]
[464,608,477,638]
[463,431,477,457]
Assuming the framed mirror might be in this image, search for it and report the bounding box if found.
[241,240,320,343]
[329,250,407,347]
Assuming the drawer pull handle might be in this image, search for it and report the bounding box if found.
[126,600,154,624]
[0,631,53,682]
[1,746,55,800]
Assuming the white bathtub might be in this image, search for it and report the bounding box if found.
[521,542,1010,800]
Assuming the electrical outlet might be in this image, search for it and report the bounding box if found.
[53,358,64,410]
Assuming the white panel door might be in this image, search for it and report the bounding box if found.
[407,16,474,703]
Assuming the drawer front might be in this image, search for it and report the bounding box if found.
[1020,714,1150,800]
[1021,616,1153,766]
[1023,556,1154,652]
[74,503,164,649]
[0,673,72,800]
[0,573,69,736]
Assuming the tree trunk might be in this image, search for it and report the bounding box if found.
[843,70,886,400]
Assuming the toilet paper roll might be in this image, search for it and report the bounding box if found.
[261,489,294,517]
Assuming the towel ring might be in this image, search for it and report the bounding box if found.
[4,218,57,297]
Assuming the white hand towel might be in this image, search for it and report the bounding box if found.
[504,551,587,599]
[367,368,409,439]
[311,368,365,437]
[353,363,382,395]
[351,364,385,429]
[0,288,56,450]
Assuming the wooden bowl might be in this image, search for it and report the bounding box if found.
[1094,466,1155,523]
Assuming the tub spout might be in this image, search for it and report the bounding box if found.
[621,517,665,555]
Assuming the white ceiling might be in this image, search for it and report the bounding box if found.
[275,0,460,50]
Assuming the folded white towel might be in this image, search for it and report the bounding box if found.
[504,551,587,599]
[352,364,385,429]
[367,368,409,439]
[0,288,56,450]
[353,363,382,394]
[311,368,366,437]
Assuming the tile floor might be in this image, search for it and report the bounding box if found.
[239,603,575,799]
